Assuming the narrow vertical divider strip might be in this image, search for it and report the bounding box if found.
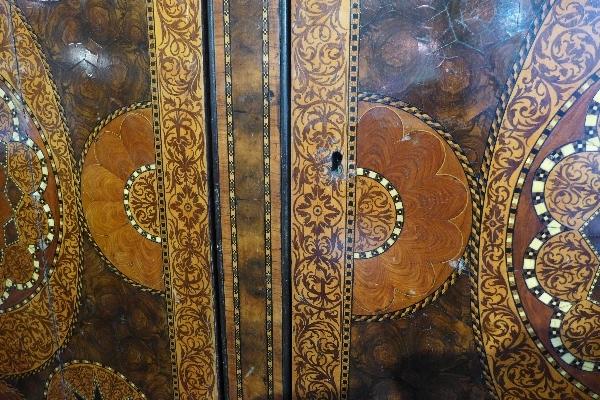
[205,0,229,395]
[147,0,219,397]
[290,0,353,395]
[340,1,360,398]
[261,0,275,396]
[145,2,179,396]
[278,0,292,395]
[221,0,244,396]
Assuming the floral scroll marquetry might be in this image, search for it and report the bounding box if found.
[0,1,81,377]
[147,0,219,398]
[478,0,600,398]
[290,0,359,397]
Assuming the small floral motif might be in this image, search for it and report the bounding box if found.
[294,185,343,236]
[172,184,205,230]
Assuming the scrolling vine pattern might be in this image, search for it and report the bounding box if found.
[147,0,218,398]
[479,0,600,398]
[290,0,359,397]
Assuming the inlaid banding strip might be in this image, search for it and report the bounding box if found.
[123,163,161,243]
[353,167,403,259]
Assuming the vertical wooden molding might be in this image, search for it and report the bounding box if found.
[210,0,282,395]
[147,1,219,399]
[290,0,359,397]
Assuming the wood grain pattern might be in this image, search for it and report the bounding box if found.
[358,0,543,167]
[353,1,542,397]
[211,0,283,395]
[353,102,472,316]
[349,276,487,400]
[16,0,151,158]
[80,105,163,292]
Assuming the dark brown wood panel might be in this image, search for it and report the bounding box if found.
[350,1,545,398]
[359,0,543,166]
[211,0,283,396]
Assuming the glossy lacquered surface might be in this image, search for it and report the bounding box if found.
[1,0,599,399]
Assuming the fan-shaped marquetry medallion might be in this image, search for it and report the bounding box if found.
[353,98,475,319]
[45,361,147,400]
[80,105,163,292]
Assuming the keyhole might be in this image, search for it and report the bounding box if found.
[331,151,343,173]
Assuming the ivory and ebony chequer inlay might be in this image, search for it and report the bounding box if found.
[0,0,82,377]
[478,0,600,398]
[210,0,283,396]
[290,0,479,396]
[0,0,213,398]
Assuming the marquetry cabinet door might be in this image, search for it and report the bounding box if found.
[2,0,600,399]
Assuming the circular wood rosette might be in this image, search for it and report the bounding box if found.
[352,93,478,321]
[80,104,164,293]
[477,1,600,397]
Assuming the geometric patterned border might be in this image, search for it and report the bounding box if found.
[478,0,600,396]
[476,1,552,396]
[582,208,600,306]
[221,0,244,390]
[517,81,600,377]
[216,0,277,394]
[525,138,600,308]
[506,73,600,397]
[0,79,57,310]
[353,167,404,260]
[0,1,82,378]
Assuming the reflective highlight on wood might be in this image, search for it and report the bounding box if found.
[478,0,600,397]
[1,0,599,398]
